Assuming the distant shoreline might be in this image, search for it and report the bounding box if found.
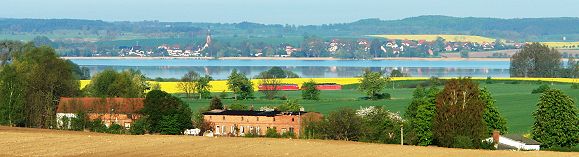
[61,56,512,61]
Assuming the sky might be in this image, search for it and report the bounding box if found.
[2,0,578,25]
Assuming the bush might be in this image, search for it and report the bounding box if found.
[485,77,494,84]
[280,95,288,100]
[281,131,296,138]
[505,81,520,84]
[88,119,108,133]
[544,146,579,152]
[452,136,475,149]
[130,119,147,135]
[108,124,124,134]
[265,128,280,138]
[531,84,550,94]
[71,111,88,131]
[372,93,391,100]
[571,84,579,89]
[244,130,260,138]
[159,115,183,135]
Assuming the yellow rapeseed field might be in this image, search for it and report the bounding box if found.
[540,42,579,49]
[80,77,579,93]
[368,35,497,43]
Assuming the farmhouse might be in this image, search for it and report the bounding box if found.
[203,110,321,137]
[486,131,541,151]
[56,97,144,129]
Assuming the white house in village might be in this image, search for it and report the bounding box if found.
[485,131,541,151]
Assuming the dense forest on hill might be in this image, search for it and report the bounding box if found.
[3,16,579,41]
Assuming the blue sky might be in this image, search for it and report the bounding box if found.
[2,0,578,25]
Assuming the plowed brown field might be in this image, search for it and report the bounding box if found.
[0,126,577,157]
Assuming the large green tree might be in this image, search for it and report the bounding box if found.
[406,87,439,146]
[85,69,147,98]
[301,80,320,100]
[358,106,404,144]
[195,75,213,99]
[141,90,192,134]
[5,46,80,128]
[532,89,579,148]
[433,78,486,148]
[227,69,254,100]
[480,87,508,135]
[358,69,388,100]
[324,107,362,141]
[510,43,562,78]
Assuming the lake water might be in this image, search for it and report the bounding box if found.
[69,59,511,79]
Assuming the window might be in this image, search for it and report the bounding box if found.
[273,117,276,121]
[289,127,294,133]
[241,117,244,121]
[292,118,295,122]
[223,116,225,120]
[210,116,212,119]
[124,122,131,129]
[256,117,259,121]
[282,128,287,133]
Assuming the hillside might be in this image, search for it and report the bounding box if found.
[0,126,576,157]
[3,16,579,41]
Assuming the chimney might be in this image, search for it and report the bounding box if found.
[492,130,500,144]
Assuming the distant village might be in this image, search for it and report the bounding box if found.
[110,32,526,58]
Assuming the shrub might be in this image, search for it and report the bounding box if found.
[280,95,288,100]
[209,96,224,110]
[281,131,296,138]
[130,119,147,135]
[71,111,88,131]
[88,119,108,133]
[159,115,183,135]
[452,136,474,149]
[265,128,280,138]
[531,84,550,94]
[505,81,520,84]
[108,124,124,134]
[571,83,579,89]
[244,130,260,138]
[485,77,494,84]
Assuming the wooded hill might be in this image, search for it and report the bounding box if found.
[2,16,579,41]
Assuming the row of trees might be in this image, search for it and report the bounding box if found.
[0,41,81,128]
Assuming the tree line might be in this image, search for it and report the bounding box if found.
[301,78,577,150]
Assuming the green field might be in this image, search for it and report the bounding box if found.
[183,81,579,134]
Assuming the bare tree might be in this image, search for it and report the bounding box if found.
[259,73,281,100]
[177,71,199,98]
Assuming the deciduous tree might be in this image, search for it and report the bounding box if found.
[532,89,579,148]
[510,43,562,78]
[358,69,388,100]
[433,78,486,148]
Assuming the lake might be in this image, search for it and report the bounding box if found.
[69,59,511,79]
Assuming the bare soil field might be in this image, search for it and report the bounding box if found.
[0,126,577,157]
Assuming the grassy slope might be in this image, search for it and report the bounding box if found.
[183,82,579,134]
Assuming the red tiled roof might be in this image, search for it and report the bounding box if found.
[57,97,144,114]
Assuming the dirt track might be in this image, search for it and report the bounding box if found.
[0,126,577,157]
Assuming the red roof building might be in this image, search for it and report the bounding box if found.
[56,97,145,129]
